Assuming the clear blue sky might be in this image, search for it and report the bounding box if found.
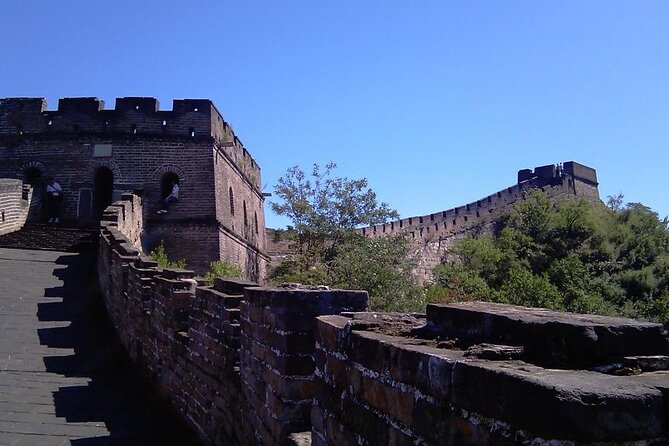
[1,1,667,228]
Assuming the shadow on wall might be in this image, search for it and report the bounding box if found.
[37,251,200,445]
[246,245,260,283]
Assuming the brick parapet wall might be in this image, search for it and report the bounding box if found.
[0,179,31,236]
[356,161,601,281]
[99,197,249,444]
[100,193,143,250]
[99,196,368,445]
[313,307,669,444]
[239,287,368,445]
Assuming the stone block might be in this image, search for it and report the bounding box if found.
[161,267,196,280]
[360,375,414,426]
[426,302,669,367]
[314,315,350,352]
[452,359,665,441]
[340,394,390,445]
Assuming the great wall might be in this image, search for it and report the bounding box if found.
[2,97,669,445]
[357,161,600,281]
[93,193,669,444]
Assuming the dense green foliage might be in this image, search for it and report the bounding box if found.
[270,163,424,312]
[430,191,669,323]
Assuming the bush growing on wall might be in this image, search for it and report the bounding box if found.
[149,241,187,269]
[204,260,243,282]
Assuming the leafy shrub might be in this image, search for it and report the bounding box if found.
[204,260,244,283]
[149,241,187,268]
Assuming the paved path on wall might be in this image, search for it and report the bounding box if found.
[0,247,200,446]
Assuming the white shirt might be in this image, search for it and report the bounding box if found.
[170,183,179,199]
[46,182,62,196]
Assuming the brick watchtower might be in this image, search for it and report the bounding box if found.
[0,97,268,280]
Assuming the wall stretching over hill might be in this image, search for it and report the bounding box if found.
[358,161,601,280]
[98,193,669,445]
[0,179,31,236]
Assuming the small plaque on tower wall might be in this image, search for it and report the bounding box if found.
[92,144,112,157]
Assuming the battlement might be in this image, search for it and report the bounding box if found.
[518,161,598,186]
[0,96,259,174]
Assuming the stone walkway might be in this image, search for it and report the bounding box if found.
[0,246,200,445]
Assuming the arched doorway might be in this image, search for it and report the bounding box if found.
[93,167,114,219]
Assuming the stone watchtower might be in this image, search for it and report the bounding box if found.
[0,97,268,280]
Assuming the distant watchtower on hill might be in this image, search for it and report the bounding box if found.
[0,97,268,280]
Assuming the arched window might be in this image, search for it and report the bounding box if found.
[161,172,180,201]
[254,212,258,234]
[229,187,235,215]
[243,201,248,226]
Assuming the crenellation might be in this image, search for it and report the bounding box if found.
[58,97,105,112]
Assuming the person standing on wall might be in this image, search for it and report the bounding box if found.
[157,181,179,214]
[46,177,63,223]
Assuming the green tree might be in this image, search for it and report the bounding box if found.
[271,163,398,253]
[329,234,424,312]
[431,262,494,303]
[270,163,421,311]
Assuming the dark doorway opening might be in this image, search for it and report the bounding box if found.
[93,167,114,219]
[23,167,45,221]
[161,173,180,201]
[24,167,43,186]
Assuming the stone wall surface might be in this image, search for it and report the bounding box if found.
[99,212,250,444]
[0,178,31,236]
[99,195,669,445]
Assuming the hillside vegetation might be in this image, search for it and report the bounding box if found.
[429,191,669,323]
[269,163,669,323]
